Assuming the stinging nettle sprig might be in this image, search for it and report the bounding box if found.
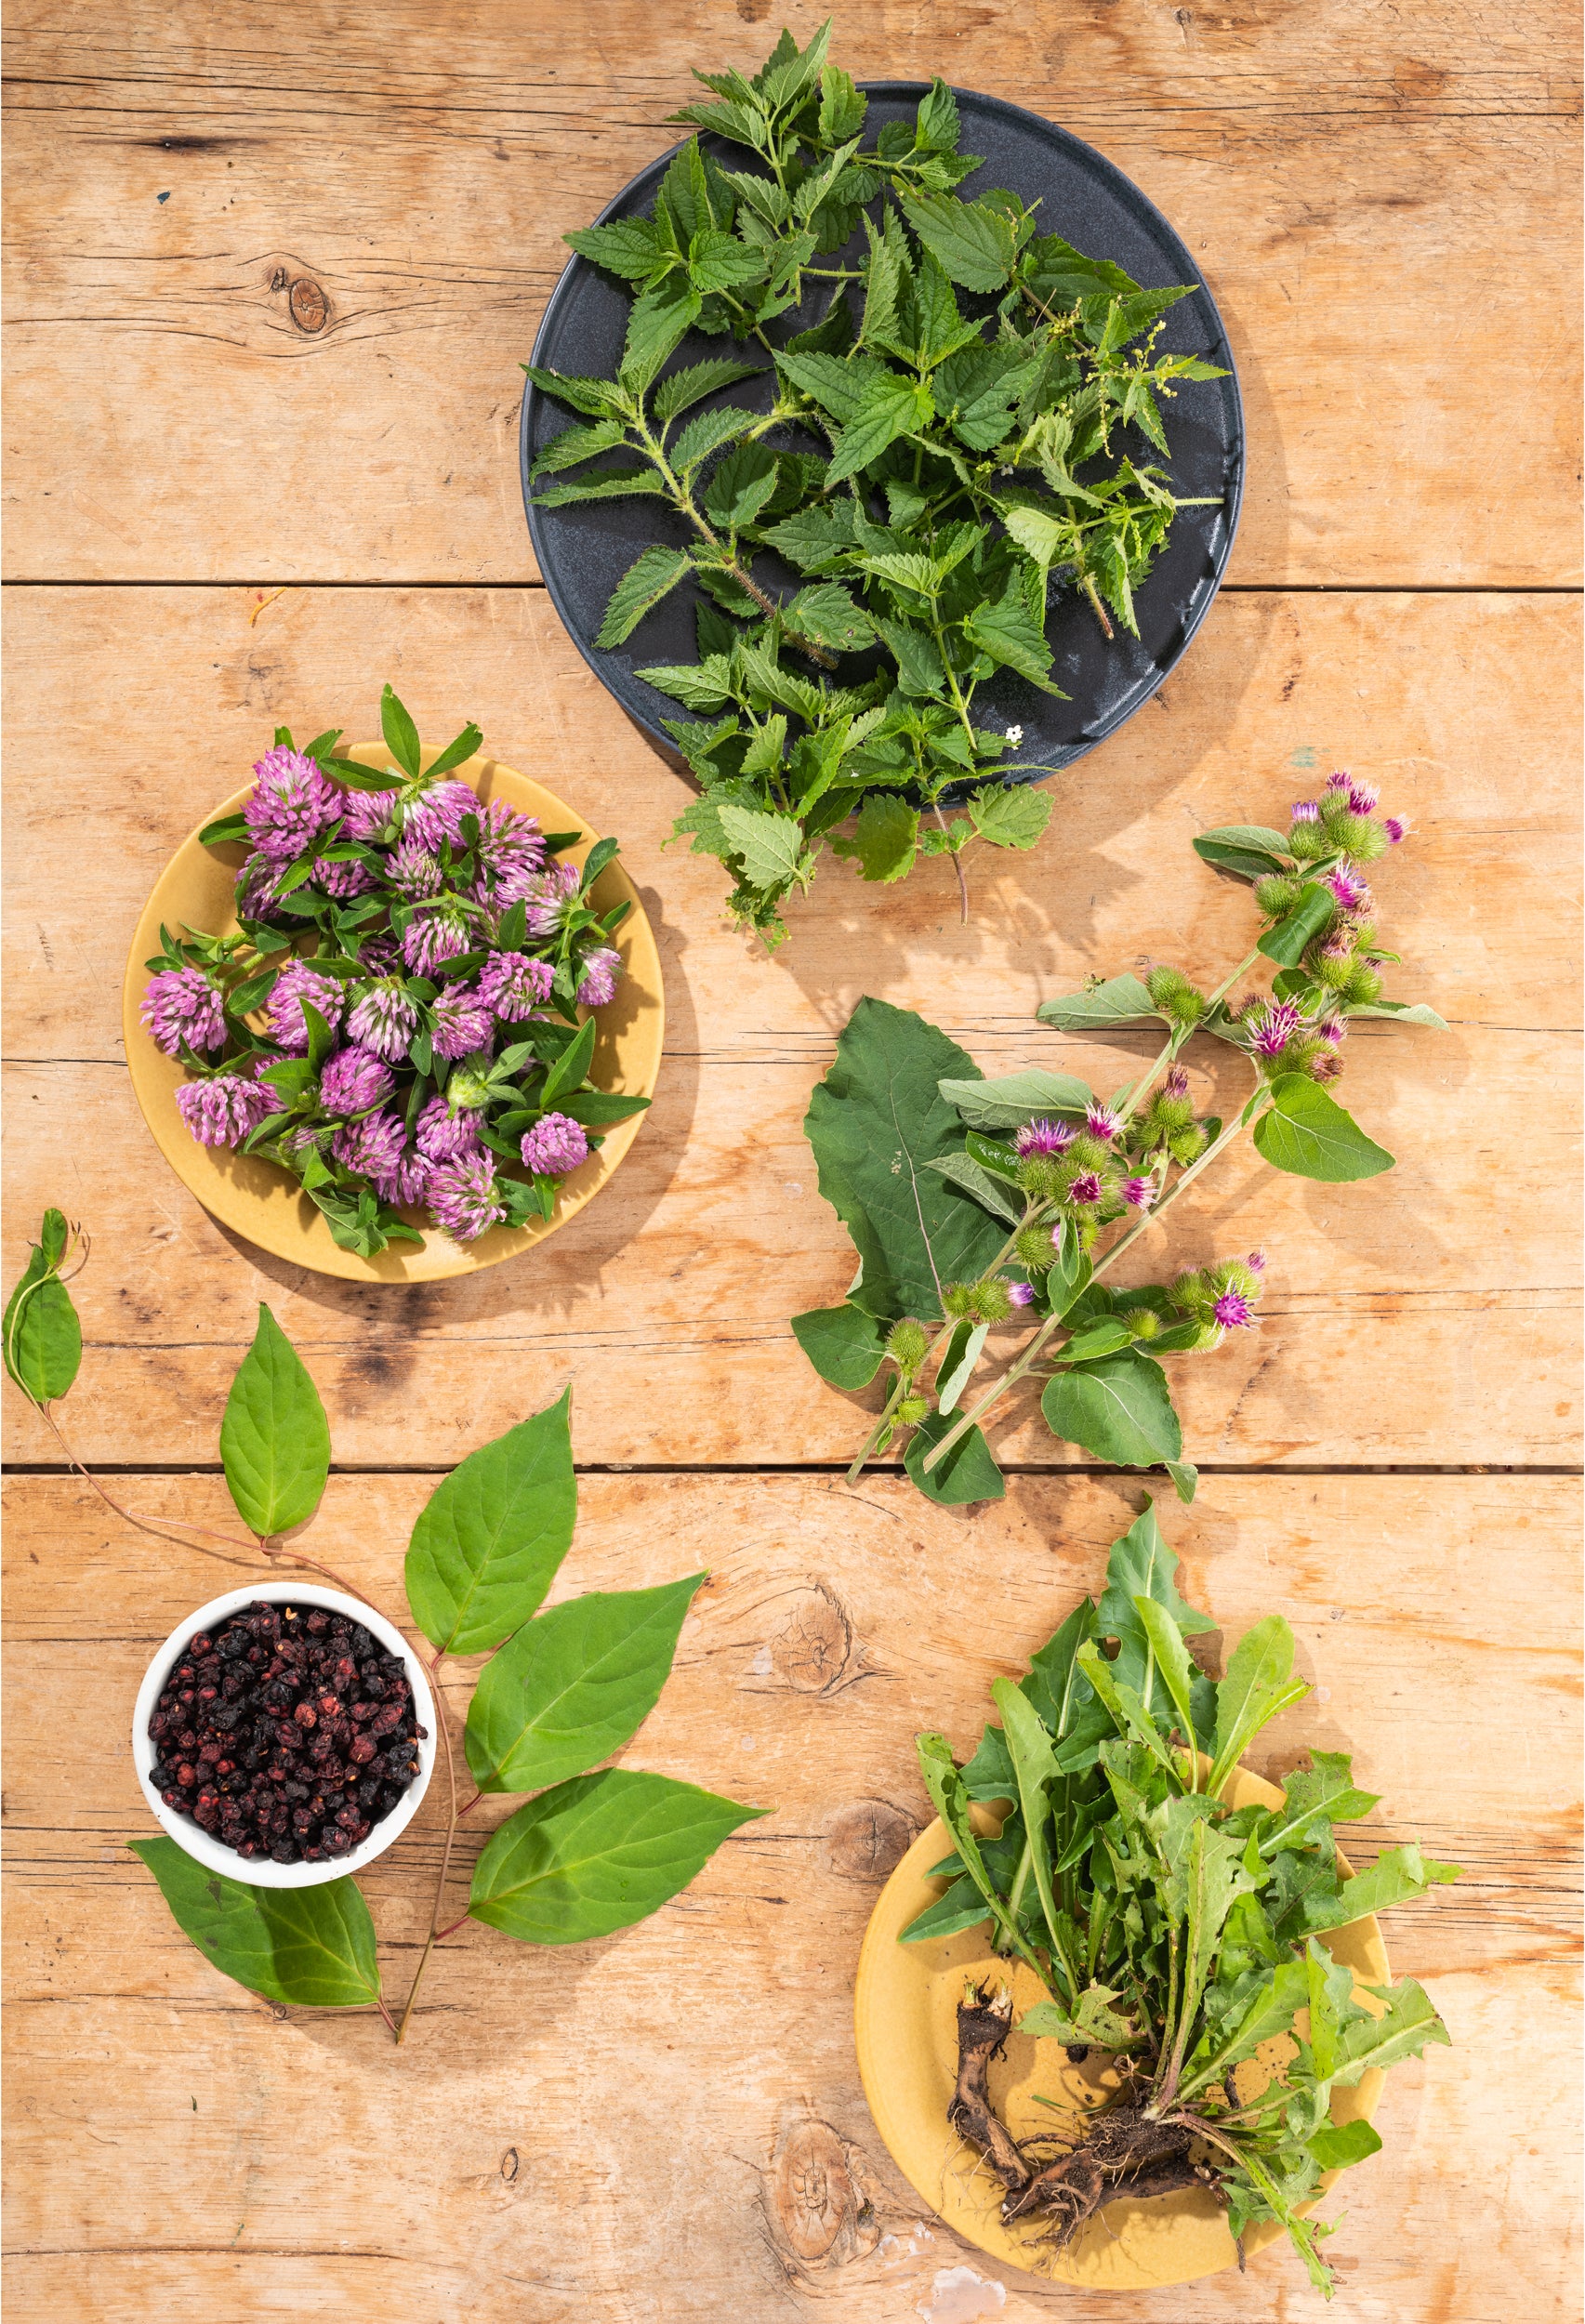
[6,1221,760,2044]
[907,1502,1459,2296]
[524,20,1225,944]
[793,776,1445,1506]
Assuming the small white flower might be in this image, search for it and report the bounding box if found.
[1005,724,1024,746]
[998,464,1013,476]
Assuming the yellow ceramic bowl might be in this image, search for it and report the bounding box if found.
[854,1768,1388,2291]
[122,746,665,1283]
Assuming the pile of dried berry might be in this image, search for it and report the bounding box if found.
[147,1599,426,1866]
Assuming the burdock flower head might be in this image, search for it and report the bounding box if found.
[1015,1117,1075,1157]
[1122,1175,1156,1210]
[402,780,479,853]
[401,903,471,977]
[244,747,339,860]
[266,960,346,1053]
[415,1093,482,1163]
[1325,863,1370,911]
[428,1155,506,1243]
[1212,1288,1257,1330]
[1066,1169,1104,1208]
[347,978,418,1063]
[477,950,553,1020]
[176,1068,273,1148]
[1383,813,1410,844]
[317,1046,394,1117]
[141,964,227,1058]
[430,983,495,1063]
[1085,1103,1124,1142]
[520,1112,588,1179]
[330,1110,406,1180]
[575,947,622,1010]
[1248,1000,1302,1060]
[473,800,547,904]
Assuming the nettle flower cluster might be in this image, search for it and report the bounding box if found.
[139,688,645,1260]
[794,779,1442,1508]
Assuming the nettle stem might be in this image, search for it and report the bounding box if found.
[931,804,971,923]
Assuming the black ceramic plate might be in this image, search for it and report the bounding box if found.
[521,84,1244,783]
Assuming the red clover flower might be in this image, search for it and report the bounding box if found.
[519,1113,589,1178]
[141,965,227,1058]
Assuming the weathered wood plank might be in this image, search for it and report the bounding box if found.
[4,1469,1578,2321]
[2,1,1578,585]
[3,584,1578,1469]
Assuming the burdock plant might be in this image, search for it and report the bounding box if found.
[794,777,1445,1504]
[910,1503,1458,2294]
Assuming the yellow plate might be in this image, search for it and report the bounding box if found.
[854,1769,1387,2291]
[122,746,665,1284]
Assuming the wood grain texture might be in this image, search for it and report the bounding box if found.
[2,0,1579,585]
[4,583,1578,1469]
[4,1468,1578,2323]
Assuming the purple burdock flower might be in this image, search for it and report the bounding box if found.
[1325,769,1352,794]
[1347,781,1379,814]
[402,780,479,853]
[428,1155,506,1243]
[318,1045,394,1116]
[340,786,400,843]
[575,947,622,1010]
[1247,1248,1267,1273]
[244,746,340,859]
[478,950,554,1020]
[266,960,345,1053]
[1248,1000,1302,1059]
[387,838,443,901]
[176,1069,273,1148]
[1163,1063,1190,1101]
[1383,813,1409,844]
[1015,1117,1074,1157]
[374,1144,430,1208]
[473,800,547,904]
[430,983,495,1062]
[347,978,419,1062]
[1325,864,1370,909]
[1007,1280,1037,1308]
[314,855,374,899]
[1067,1170,1104,1206]
[415,1094,482,1163]
[1122,1176,1156,1211]
[330,1109,407,1180]
[1086,1103,1124,1142]
[141,964,227,1058]
[402,905,471,977]
[1290,799,1319,824]
[521,1111,588,1178]
[235,851,290,923]
[522,860,581,939]
[1212,1289,1258,1330]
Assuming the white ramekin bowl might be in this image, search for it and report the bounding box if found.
[132,1579,437,1888]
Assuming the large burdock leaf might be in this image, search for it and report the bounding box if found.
[129,1837,381,2008]
[467,1770,762,1945]
[1253,1075,1394,1182]
[405,1390,576,1657]
[804,998,1006,1321]
[218,1305,331,1538]
[1041,1351,1190,1498]
[464,1575,707,1795]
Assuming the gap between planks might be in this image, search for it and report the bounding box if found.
[2,578,1582,593]
[7,1460,1581,1479]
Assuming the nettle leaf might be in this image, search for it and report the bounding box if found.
[467,1769,762,1944]
[790,1302,887,1389]
[564,217,665,281]
[218,1305,331,1538]
[826,373,931,485]
[404,1389,577,1656]
[939,1067,1094,1129]
[129,1838,380,2009]
[901,191,1019,294]
[968,786,1050,850]
[962,591,1061,692]
[717,803,806,890]
[596,547,693,649]
[830,794,918,883]
[704,441,779,529]
[653,356,761,423]
[3,1211,82,1405]
[1193,825,1295,880]
[804,999,1007,1321]
[870,614,945,699]
[464,1574,706,1795]
[522,363,627,419]
[786,582,873,654]
[534,466,669,510]
[1253,1075,1394,1183]
[620,276,703,390]
[1042,1351,1189,1489]
[1037,974,1160,1033]
[531,416,630,477]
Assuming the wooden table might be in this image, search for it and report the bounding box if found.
[4,7,1579,2318]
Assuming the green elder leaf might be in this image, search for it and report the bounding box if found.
[1253,1075,1394,1182]
[128,1837,379,2008]
[464,1574,706,1794]
[1041,1350,1184,1473]
[404,1390,577,1656]
[3,1213,82,1405]
[1193,824,1296,880]
[901,192,1019,293]
[468,1768,762,1944]
[791,1302,887,1389]
[596,547,693,649]
[1257,882,1337,965]
[830,793,918,883]
[804,999,1007,1321]
[1037,973,1160,1032]
[717,803,806,890]
[938,1067,1094,1129]
[218,1305,330,1538]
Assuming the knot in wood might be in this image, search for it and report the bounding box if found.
[762,2118,878,2268]
[289,277,328,334]
[826,1798,918,1882]
[767,1582,852,1693]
